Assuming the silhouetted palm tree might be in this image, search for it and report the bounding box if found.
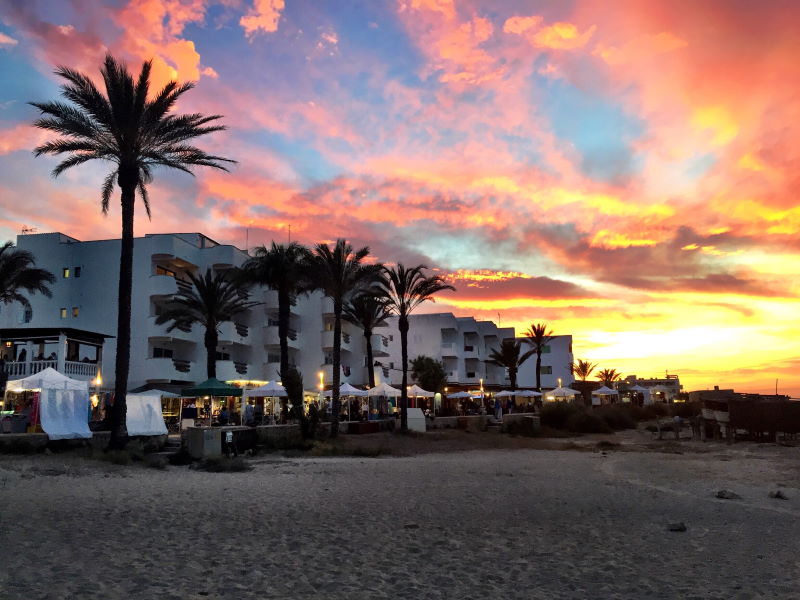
[379,264,454,432]
[343,292,390,388]
[572,359,597,381]
[597,368,622,387]
[155,269,258,379]
[240,242,312,381]
[309,240,381,437]
[488,339,534,392]
[523,322,553,392]
[0,241,55,312]
[31,54,233,447]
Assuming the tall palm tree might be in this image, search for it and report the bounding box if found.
[31,54,233,448]
[240,242,312,381]
[0,241,55,311]
[155,269,258,379]
[572,359,597,381]
[488,339,534,392]
[597,368,622,387]
[309,240,382,438]
[523,322,553,392]
[343,292,390,388]
[379,264,455,432]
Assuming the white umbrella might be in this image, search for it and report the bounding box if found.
[515,390,543,398]
[592,386,619,396]
[494,390,514,397]
[446,391,472,399]
[407,384,434,398]
[324,383,368,397]
[546,386,579,400]
[243,381,288,424]
[367,382,401,397]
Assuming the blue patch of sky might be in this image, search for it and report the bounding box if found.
[535,69,646,184]
[684,153,717,180]
[238,130,342,185]
[0,49,61,122]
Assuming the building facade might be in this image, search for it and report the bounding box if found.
[1,231,574,393]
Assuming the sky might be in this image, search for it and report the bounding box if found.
[0,0,798,396]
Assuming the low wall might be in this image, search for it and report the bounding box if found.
[427,415,488,431]
[0,431,167,454]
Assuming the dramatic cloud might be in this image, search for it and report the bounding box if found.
[0,0,799,395]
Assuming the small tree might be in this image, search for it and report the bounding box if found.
[343,292,390,388]
[597,368,622,387]
[572,359,596,381]
[0,241,55,312]
[410,355,448,394]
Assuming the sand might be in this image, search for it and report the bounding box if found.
[0,433,798,599]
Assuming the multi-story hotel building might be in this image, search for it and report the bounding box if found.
[0,231,572,392]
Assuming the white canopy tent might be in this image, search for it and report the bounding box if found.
[5,368,91,440]
[545,386,580,401]
[515,390,543,398]
[628,384,652,404]
[446,391,472,399]
[324,383,368,397]
[591,385,619,406]
[125,392,169,436]
[407,384,434,398]
[367,382,401,397]
[648,385,671,402]
[242,381,288,423]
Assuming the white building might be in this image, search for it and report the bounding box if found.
[515,335,574,390]
[0,231,573,393]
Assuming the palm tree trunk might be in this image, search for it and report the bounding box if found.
[278,289,290,421]
[536,350,542,391]
[278,288,290,380]
[364,327,375,388]
[109,180,135,450]
[399,315,409,432]
[330,301,342,438]
[510,367,517,408]
[205,325,218,379]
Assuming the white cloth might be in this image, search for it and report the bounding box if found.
[39,388,92,440]
[7,367,88,393]
[125,394,168,436]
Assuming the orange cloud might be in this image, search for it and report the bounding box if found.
[240,0,285,39]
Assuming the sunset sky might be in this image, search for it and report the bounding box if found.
[0,0,798,395]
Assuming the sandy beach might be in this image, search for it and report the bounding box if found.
[0,433,798,599]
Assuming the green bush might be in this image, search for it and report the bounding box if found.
[566,411,612,434]
[540,402,583,429]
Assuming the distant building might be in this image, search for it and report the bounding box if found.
[621,373,682,401]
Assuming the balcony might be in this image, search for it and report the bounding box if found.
[263,325,300,349]
[145,357,194,382]
[264,290,301,315]
[149,274,179,297]
[321,330,352,352]
[147,316,196,343]
[1,359,99,382]
[441,342,458,357]
[216,359,249,382]
[370,333,390,357]
[462,344,479,358]
[218,321,248,345]
[322,296,334,317]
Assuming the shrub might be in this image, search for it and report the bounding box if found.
[595,405,636,430]
[540,402,583,429]
[566,411,612,434]
[169,447,193,466]
[671,402,701,419]
[145,455,168,470]
[102,450,132,465]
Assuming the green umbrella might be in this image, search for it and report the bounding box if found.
[181,378,242,398]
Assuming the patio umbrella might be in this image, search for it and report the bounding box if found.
[515,390,543,397]
[545,386,579,401]
[446,391,472,399]
[367,382,401,397]
[494,390,514,398]
[181,378,242,398]
[592,386,619,396]
[407,384,434,397]
[243,381,288,424]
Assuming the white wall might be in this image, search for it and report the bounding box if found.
[516,335,574,390]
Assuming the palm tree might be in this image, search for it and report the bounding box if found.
[31,54,233,448]
[488,339,534,392]
[572,359,597,381]
[240,242,312,381]
[343,292,390,388]
[309,240,382,438]
[523,322,553,392]
[0,241,55,311]
[155,269,258,379]
[379,264,455,432]
[597,368,622,387]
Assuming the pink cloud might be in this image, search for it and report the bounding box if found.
[240,0,285,39]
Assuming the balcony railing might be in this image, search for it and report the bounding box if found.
[64,361,98,378]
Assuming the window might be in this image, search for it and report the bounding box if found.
[74,267,81,278]
[540,366,552,375]
[62,268,70,278]
[542,345,551,354]
[72,307,79,318]
[60,308,67,319]
[153,347,173,359]
[466,371,476,378]
[464,345,474,352]
[388,335,393,342]
[267,353,280,363]
[155,265,176,277]
[389,362,394,369]
[215,351,230,361]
